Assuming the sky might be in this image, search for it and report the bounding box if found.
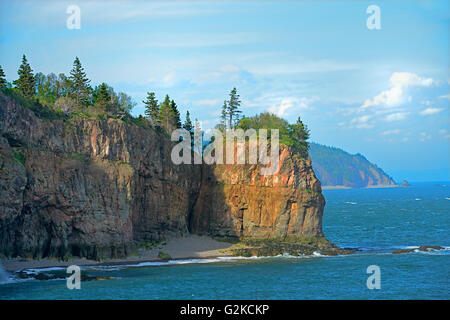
[0,0,448,182]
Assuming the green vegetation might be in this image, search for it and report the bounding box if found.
[13,55,36,97]
[1,55,312,151]
[12,148,25,166]
[236,112,310,155]
[0,65,6,88]
[157,251,172,260]
[220,87,242,129]
[309,142,396,188]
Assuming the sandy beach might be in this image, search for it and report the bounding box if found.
[1,235,234,272]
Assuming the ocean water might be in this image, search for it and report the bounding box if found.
[1,182,449,299]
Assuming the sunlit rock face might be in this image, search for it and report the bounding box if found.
[0,92,325,259]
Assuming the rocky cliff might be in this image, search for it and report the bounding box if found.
[0,92,330,260]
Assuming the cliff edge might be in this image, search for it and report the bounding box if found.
[0,92,346,260]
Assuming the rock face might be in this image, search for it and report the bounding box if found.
[0,92,326,260]
[191,147,325,240]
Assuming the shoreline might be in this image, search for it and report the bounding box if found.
[1,235,234,272]
[322,184,405,190]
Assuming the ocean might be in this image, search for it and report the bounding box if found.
[1,182,449,299]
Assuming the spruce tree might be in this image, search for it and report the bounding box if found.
[143,92,159,123]
[289,116,310,152]
[220,100,228,130]
[159,94,172,130]
[170,99,181,129]
[0,65,7,88]
[13,55,35,97]
[94,82,110,112]
[69,57,91,106]
[183,110,193,133]
[227,87,242,128]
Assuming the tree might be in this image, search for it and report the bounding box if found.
[13,55,35,97]
[183,110,194,143]
[170,99,181,129]
[159,94,172,130]
[0,65,7,88]
[115,92,135,117]
[69,57,91,106]
[220,100,228,130]
[221,87,242,129]
[183,110,193,133]
[93,82,110,112]
[143,92,159,123]
[228,87,242,128]
[55,73,72,98]
[288,116,310,152]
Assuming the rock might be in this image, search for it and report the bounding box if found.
[392,249,415,254]
[0,91,341,260]
[191,146,325,240]
[401,180,411,187]
[392,245,444,254]
[418,245,444,251]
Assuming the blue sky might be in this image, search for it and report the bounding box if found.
[0,0,448,182]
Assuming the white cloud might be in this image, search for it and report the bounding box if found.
[420,107,444,115]
[148,71,178,87]
[194,99,220,106]
[382,129,402,135]
[267,97,316,117]
[350,115,373,128]
[419,132,432,142]
[385,112,410,122]
[361,72,434,110]
[439,94,450,100]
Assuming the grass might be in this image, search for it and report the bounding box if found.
[157,251,172,260]
[12,148,25,166]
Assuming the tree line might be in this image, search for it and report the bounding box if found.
[0,56,310,151]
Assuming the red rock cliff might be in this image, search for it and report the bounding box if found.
[0,92,326,259]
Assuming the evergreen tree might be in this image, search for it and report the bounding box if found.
[69,57,91,106]
[289,116,310,151]
[159,94,173,131]
[227,87,242,128]
[93,82,110,112]
[143,92,159,123]
[183,110,193,133]
[0,65,7,88]
[170,99,181,129]
[13,55,35,97]
[220,100,228,130]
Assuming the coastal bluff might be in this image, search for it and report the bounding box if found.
[0,92,341,260]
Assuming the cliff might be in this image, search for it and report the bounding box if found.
[309,142,397,188]
[0,92,338,260]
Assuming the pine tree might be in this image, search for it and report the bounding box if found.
[143,92,159,123]
[220,100,228,130]
[13,55,35,97]
[0,65,7,89]
[289,116,310,152]
[159,94,172,130]
[183,110,193,133]
[69,57,91,106]
[227,87,242,128]
[170,99,181,129]
[94,82,110,112]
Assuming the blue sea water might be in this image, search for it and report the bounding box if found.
[1,182,449,299]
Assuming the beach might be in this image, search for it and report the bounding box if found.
[1,235,233,272]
